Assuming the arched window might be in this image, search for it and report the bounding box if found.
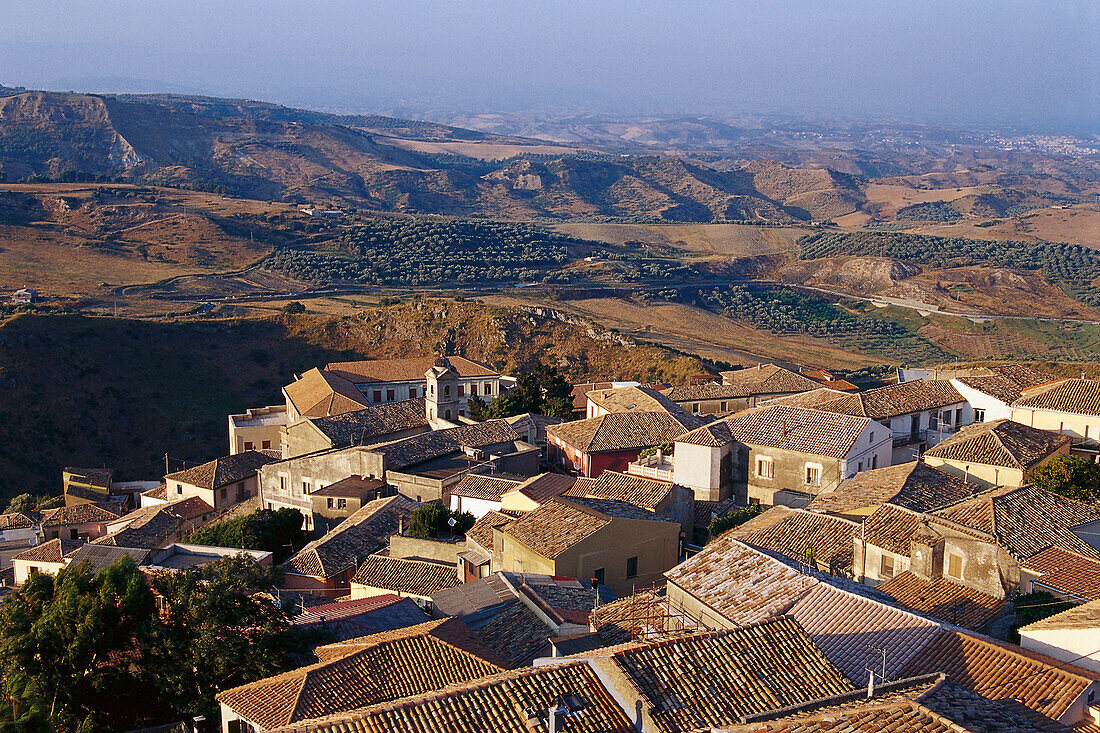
[444,385,451,397]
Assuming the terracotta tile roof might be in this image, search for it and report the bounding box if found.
[64,467,113,490]
[608,617,852,732]
[324,356,499,383]
[370,420,521,470]
[816,380,965,420]
[504,472,576,503]
[1015,379,1100,416]
[586,385,691,416]
[13,538,80,563]
[467,598,553,667]
[0,512,36,530]
[788,582,945,684]
[464,510,513,555]
[164,450,278,490]
[762,387,855,410]
[284,367,371,418]
[863,503,925,556]
[931,485,1100,560]
[40,502,120,527]
[305,399,429,447]
[142,484,168,501]
[721,675,1075,733]
[1022,546,1100,601]
[660,382,753,403]
[924,420,1070,470]
[876,572,1007,631]
[718,364,823,396]
[711,404,875,458]
[285,495,418,578]
[217,618,506,730]
[547,410,704,453]
[431,572,518,618]
[899,628,1098,721]
[956,364,1055,404]
[289,594,429,641]
[502,497,612,558]
[675,419,735,447]
[351,554,459,598]
[808,461,979,515]
[260,660,634,733]
[1020,598,1100,632]
[665,536,822,627]
[566,470,676,510]
[590,590,671,643]
[450,474,524,502]
[95,498,213,549]
[731,506,860,573]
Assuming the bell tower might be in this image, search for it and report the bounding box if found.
[425,356,459,427]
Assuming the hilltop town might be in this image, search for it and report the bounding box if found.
[5,351,1100,731]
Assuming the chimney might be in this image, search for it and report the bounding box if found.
[656,447,663,463]
[867,668,875,698]
[398,516,405,536]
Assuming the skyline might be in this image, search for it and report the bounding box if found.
[1,1,1098,134]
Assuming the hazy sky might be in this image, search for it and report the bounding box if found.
[2,1,1097,132]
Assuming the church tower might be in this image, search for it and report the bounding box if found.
[425,356,460,427]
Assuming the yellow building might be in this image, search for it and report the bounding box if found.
[922,419,1070,489]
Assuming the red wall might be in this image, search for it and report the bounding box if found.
[587,450,643,477]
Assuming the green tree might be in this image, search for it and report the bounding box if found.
[707,503,768,539]
[187,508,305,562]
[281,301,306,315]
[2,493,63,515]
[1032,455,1100,502]
[482,365,575,419]
[146,556,302,721]
[405,504,474,538]
[0,557,159,732]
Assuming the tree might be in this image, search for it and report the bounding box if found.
[282,301,306,314]
[406,504,475,538]
[480,365,575,419]
[146,556,303,722]
[187,507,304,562]
[1032,455,1100,502]
[0,557,160,732]
[707,503,767,539]
[3,493,63,515]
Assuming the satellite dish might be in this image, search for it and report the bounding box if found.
[447,517,457,527]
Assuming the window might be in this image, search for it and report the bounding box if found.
[872,455,878,469]
[410,387,418,399]
[326,497,334,509]
[692,403,700,414]
[337,498,347,510]
[445,409,452,420]
[805,464,822,486]
[880,554,895,579]
[244,441,254,450]
[720,401,727,412]
[471,384,478,396]
[302,480,311,494]
[858,460,863,472]
[626,556,638,579]
[444,385,451,397]
[261,440,271,449]
[373,390,382,403]
[484,383,492,395]
[869,431,874,443]
[387,389,395,401]
[459,409,465,417]
[947,552,963,579]
[593,567,605,586]
[176,484,183,495]
[279,474,288,492]
[756,456,774,479]
[458,385,465,397]
[69,528,79,540]
[220,487,227,501]
[974,408,985,422]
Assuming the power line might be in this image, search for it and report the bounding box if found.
[968,640,1100,700]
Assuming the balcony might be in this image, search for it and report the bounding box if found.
[628,452,674,482]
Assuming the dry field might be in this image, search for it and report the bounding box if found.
[375,136,586,161]
[908,205,1100,248]
[551,222,807,258]
[484,293,878,369]
[918,324,1059,359]
[863,183,992,209]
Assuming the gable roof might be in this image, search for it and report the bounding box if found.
[284,367,371,419]
[815,380,964,419]
[216,618,506,730]
[899,628,1099,721]
[1014,378,1100,416]
[503,472,576,503]
[1021,545,1100,601]
[13,537,81,564]
[875,572,1007,631]
[547,410,704,453]
[284,495,418,578]
[324,356,499,384]
[730,506,860,572]
[260,661,635,733]
[566,470,676,510]
[721,675,1075,733]
[94,497,213,549]
[931,484,1100,560]
[808,461,978,515]
[40,502,120,527]
[0,512,35,531]
[586,385,694,417]
[449,474,524,502]
[66,544,151,574]
[463,510,513,555]
[289,594,428,641]
[719,364,823,396]
[606,617,852,733]
[700,404,875,458]
[351,554,459,597]
[924,420,1069,470]
[955,363,1055,404]
[660,382,757,403]
[862,503,925,556]
[164,450,278,490]
[502,497,613,559]
[1020,598,1100,633]
[303,399,428,448]
[368,420,521,470]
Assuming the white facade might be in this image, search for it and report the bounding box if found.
[1021,624,1100,675]
[449,494,502,519]
[950,379,1013,422]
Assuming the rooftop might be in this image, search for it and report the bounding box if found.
[324,355,499,384]
[815,379,965,420]
[502,497,612,559]
[684,404,875,458]
[566,470,677,510]
[66,544,151,573]
[283,367,371,419]
[164,450,278,490]
[547,410,705,453]
[1020,598,1100,632]
[586,385,692,417]
[289,595,428,641]
[463,510,513,555]
[13,538,81,564]
[502,472,576,503]
[304,399,428,448]
[449,473,525,502]
[876,572,1007,631]
[308,476,387,499]
[1015,378,1100,416]
[955,363,1055,404]
[351,554,459,598]
[284,495,418,578]
[1021,546,1100,601]
[40,502,120,527]
[923,419,1070,470]
[718,364,823,396]
[808,461,978,515]
[368,420,522,470]
[730,505,860,572]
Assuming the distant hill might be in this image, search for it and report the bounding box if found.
[0,89,873,222]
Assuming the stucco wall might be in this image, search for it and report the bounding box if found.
[1021,628,1100,675]
[1013,406,1100,441]
[673,441,732,502]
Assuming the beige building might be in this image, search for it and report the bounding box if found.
[922,419,1070,489]
[281,399,429,459]
[11,538,79,584]
[1013,378,1100,443]
[1019,600,1100,675]
[496,495,680,597]
[164,450,278,511]
[227,405,286,455]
